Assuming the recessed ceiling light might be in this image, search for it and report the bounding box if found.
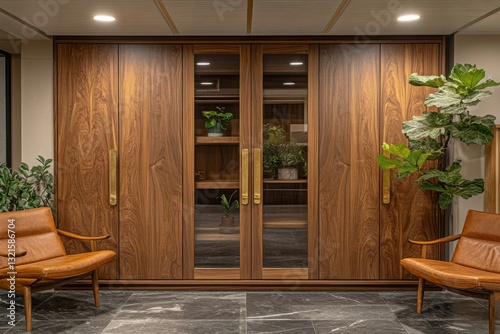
[397,14,420,22]
[197,62,211,66]
[93,15,115,22]
[283,82,295,86]
[200,82,213,85]
[290,62,303,66]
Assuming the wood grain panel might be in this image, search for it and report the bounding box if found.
[379,44,442,279]
[56,44,119,279]
[183,45,195,278]
[318,44,380,279]
[119,44,183,279]
[485,125,500,213]
[307,44,320,279]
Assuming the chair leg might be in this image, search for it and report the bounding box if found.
[489,292,498,334]
[416,277,425,314]
[23,285,32,331]
[91,270,100,307]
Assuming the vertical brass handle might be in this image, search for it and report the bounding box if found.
[254,148,261,205]
[383,150,390,204]
[241,149,249,205]
[109,149,117,206]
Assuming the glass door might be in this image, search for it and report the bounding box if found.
[251,45,316,279]
[186,45,317,280]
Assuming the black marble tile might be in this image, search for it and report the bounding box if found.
[29,290,132,321]
[247,320,315,334]
[401,319,495,334]
[106,320,245,334]
[313,319,407,333]
[4,319,111,334]
[114,291,246,321]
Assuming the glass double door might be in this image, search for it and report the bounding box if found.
[189,45,315,279]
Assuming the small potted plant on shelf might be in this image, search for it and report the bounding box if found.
[263,123,306,180]
[219,190,239,230]
[202,106,234,137]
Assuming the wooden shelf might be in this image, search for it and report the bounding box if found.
[195,136,239,145]
[263,218,307,229]
[263,179,307,184]
[195,181,239,189]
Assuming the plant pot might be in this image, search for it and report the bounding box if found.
[278,167,298,180]
[207,123,224,137]
[220,216,234,226]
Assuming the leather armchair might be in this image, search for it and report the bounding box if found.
[401,210,500,334]
[0,207,116,331]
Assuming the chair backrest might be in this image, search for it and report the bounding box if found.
[452,210,500,274]
[0,207,66,269]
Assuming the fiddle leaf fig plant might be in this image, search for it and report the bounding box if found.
[0,156,54,212]
[377,63,500,209]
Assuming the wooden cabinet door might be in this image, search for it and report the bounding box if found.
[56,44,119,279]
[318,44,381,279]
[379,44,442,279]
[119,45,183,279]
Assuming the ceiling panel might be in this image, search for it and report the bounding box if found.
[0,0,499,37]
[328,0,500,35]
[252,0,342,35]
[165,0,247,35]
[0,0,173,35]
[459,10,500,34]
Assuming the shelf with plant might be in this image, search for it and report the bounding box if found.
[377,63,500,209]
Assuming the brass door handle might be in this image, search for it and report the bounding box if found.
[241,149,249,205]
[383,150,390,204]
[109,149,117,206]
[254,148,261,205]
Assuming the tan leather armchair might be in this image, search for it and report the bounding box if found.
[0,207,116,331]
[401,210,500,334]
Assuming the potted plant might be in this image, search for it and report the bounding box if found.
[219,190,239,227]
[202,106,234,137]
[263,123,306,180]
[377,63,500,209]
[0,156,54,212]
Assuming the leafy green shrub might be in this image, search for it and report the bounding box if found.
[377,64,500,209]
[0,156,54,212]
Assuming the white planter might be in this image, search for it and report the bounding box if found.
[277,168,298,180]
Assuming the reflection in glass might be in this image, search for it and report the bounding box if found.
[262,54,308,268]
[194,54,240,268]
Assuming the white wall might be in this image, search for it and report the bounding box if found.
[20,39,53,167]
[453,35,500,235]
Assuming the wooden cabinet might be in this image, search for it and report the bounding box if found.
[56,43,183,280]
[57,44,119,279]
[318,43,443,280]
[55,38,444,286]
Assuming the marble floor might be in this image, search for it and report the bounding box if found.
[0,289,498,333]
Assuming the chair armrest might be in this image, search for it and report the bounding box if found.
[57,229,110,252]
[0,248,27,258]
[408,234,461,259]
[57,229,111,241]
[408,234,461,245]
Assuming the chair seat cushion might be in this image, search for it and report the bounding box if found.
[0,250,116,280]
[401,258,500,291]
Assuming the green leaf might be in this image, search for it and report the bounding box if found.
[408,138,443,160]
[376,155,403,170]
[409,73,446,88]
[474,79,500,91]
[402,112,451,140]
[407,150,431,169]
[453,178,484,199]
[449,63,485,89]
[382,142,410,159]
[424,86,462,109]
[419,180,445,193]
[396,162,418,178]
[462,90,492,106]
[438,193,453,209]
[449,123,494,145]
